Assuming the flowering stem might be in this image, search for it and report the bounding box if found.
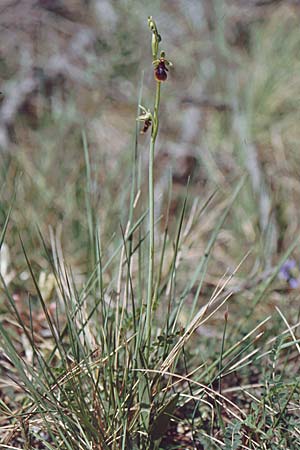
[146,80,161,358]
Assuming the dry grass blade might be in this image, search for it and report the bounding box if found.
[159,253,249,373]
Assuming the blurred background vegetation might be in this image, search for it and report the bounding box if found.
[1,0,300,447]
[1,0,300,314]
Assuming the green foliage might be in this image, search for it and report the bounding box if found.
[224,420,241,450]
[150,394,179,442]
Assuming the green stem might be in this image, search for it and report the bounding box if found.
[146,80,161,358]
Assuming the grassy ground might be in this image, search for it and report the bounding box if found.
[1,1,300,448]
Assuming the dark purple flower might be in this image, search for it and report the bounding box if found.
[279,259,300,289]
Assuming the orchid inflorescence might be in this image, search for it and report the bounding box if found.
[137,17,172,135]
